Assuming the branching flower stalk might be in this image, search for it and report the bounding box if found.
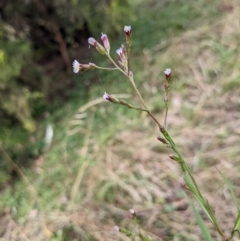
[72,26,236,241]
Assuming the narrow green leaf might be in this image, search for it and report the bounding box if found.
[184,173,215,225]
[184,172,198,194]
[231,211,240,237]
[183,192,214,241]
[217,168,239,210]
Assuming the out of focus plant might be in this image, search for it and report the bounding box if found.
[0,0,133,184]
[72,26,240,240]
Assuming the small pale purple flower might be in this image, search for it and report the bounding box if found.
[124,25,131,35]
[72,60,96,73]
[88,37,106,55]
[116,46,128,72]
[113,226,120,233]
[101,33,110,54]
[103,92,110,101]
[124,25,132,45]
[129,209,135,215]
[116,46,127,63]
[88,37,97,46]
[164,68,171,77]
[116,47,123,56]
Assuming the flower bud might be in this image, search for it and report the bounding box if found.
[103,92,119,103]
[157,136,168,145]
[88,37,106,55]
[124,25,132,45]
[101,33,110,54]
[169,154,180,162]
[116,46,128,72]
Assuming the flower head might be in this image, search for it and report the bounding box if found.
[124,25,132,45]
[72,60,80,73]
[103,92,110,101]
[129,209,135,215]
[164,68,171,77]
[101,33,110,54]
[124,25,131,35]
[72,60,96,73]
[102,92,120,104]
[113,226,120,233]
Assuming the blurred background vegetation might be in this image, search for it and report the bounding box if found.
[1,0,240,240]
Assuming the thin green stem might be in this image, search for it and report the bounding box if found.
[106,53,128,77]
[95,65,118,71]
[164,102,168,127]
[106,53,146,107]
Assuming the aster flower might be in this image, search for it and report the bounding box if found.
[164,68,171,77]
[124,25,131,35]
[102,92,120,104]
[103,92,110,101]
[124,25,132,45]
[72,60,80,73]
[72,60,96,73]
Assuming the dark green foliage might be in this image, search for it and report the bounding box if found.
[0,0,132,186]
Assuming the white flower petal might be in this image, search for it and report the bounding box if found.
[72,60,80,73]
[124,25,131,32]
[164,68,171,75]
[103,92,109,100]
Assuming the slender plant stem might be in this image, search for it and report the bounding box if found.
[95,65,118,70]
[164,103,168,127]
[106,54,128,77]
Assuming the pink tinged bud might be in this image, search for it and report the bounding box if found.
[116,46,128,70]
[72,60,80,73]
[88,37,97,46]
[101,33,110,54]
[124,25,131,36]
[88,37,106,55]
[164,68,171,77]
